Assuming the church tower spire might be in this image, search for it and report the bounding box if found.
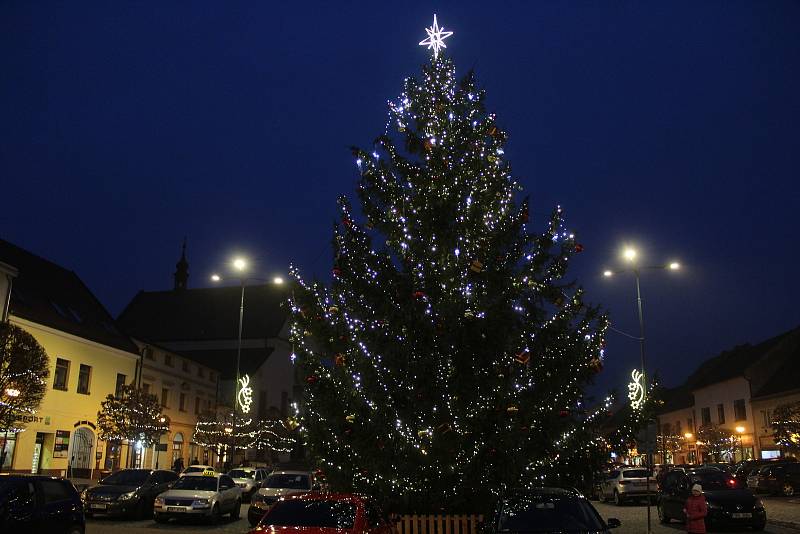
[173,237,189,291]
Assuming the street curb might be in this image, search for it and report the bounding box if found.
[771,520,800,531]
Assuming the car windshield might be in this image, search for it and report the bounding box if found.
[623,470,650,478]
[691,472,741,490]
[497,495,605,532]
[262,500,357,528]
[101,470,150,486]
[229,469,254,479]
[264,474,310,489]
[172,476,218,491]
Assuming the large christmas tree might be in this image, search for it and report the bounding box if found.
[290,17,608,512]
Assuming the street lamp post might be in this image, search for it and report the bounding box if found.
[604,248,680,534]
[211,259,284,470]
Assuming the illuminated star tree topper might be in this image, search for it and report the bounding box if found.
[418,14,453,59]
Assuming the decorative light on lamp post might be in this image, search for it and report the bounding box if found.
[736,426,746,461]
[4,388,20,398]
[628,369,646,410]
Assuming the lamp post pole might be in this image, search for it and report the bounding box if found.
[230,278,245,470]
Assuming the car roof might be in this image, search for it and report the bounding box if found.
[281,492,365,503]
[269,470,311,475]
[183,472,222,478]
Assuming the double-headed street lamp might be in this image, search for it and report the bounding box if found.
[211,257,283,469]
[603,247,680,410]
[604,247,680,534]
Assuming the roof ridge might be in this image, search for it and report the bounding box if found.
[0,237,77,276]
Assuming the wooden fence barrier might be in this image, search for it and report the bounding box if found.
[394,514,484,534]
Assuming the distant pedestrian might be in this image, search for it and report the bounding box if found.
[683,484,707,533]
[173,457,184,473]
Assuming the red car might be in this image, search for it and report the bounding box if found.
[249,493,394,534]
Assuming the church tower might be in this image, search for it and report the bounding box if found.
[173,238,189,291]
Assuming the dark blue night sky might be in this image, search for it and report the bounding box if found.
[2,1,799,396]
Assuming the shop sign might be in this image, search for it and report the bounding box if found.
[53,430,70,458]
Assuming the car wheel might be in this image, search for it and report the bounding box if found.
[67,526,83,534]
[783,482,795,497]
[210,504,221,524]
[154,513,169,523]
[657,503,669,524]
[230,499,241,519]
[613,490,623,506]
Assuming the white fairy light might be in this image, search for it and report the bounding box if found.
[418,14,453,59]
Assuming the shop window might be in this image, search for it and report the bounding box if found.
[77,364,91,394]
[0,431,16,470]
[115,373,126,397]
[717,403,725,424]
[734,399,747,421]
[172,433,184,462]
[53,358,70,390]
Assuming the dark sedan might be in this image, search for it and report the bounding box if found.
[81,468,178,519]
[0,475,85,534]
[485,488,621,534]
[658,467,766,531]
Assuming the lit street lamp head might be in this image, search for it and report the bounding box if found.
[273,276,284,285]
[669,261,680,270]
[232,257,247,271]
[736,426,746,434]
[210,274,221,282]
[603,270,613,277]
[684,432,693,439]
[623,247,637,261]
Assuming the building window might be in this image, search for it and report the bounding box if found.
[717,404,725,424]
[182,360,189,372]
[209,371,215,382]
[164,354,173,367]
[142,383,150,395]
[172,432,184,463]
[676,420,682,434]
[701,407,711,426]
[198,367,205,378]
[143,347,154,360]
[763,409,771,428]
[179,393,186,412]
[195,396,201,414]
[734,399,747,421]
[53,358,70,390]
[77,364,91,395]
[161,388,169,408]
[115,374,126,397]
[662,423,672,435]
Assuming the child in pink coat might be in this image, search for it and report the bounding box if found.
[683,483,708,533]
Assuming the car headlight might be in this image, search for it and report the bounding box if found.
[754,498,765,510]
[192,498,211,508]
[119,491,136,501]
[154,497,165,506]
[80,489,89,501]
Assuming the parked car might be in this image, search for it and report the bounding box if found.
[0,475,85,534]
[248,470,315,526]
[600,467,656,505]
[81,468,177,518]
[748,465,771,491]
[657,467,766,531]
[249,492,394,534]
[153,472,242,523]
[227,467,269,501]
[180,464,215,477]
[485,488,621,534]
[753,462,800,496]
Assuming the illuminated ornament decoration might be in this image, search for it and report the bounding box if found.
[628,369,645,410]
[237,374,253,414]
[418,14,453,59]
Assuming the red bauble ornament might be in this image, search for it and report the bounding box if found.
[521,208,529,223]
[332,267,342,276]
[574,243,584,253]
[559,409,570,417]
[413,291,426,299]
[306,375,318,384]
[334,353,346,367]
[342,218,352,228]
